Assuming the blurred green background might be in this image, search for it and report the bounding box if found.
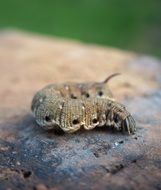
[0,0,161,57]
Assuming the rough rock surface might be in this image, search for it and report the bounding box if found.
[0,30,161,190]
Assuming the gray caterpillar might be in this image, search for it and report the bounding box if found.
[31,74,136,134]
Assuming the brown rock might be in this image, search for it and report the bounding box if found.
[34,184,48,190]
[0,30,161,190]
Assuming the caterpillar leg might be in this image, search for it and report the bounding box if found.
[106,114,136,134]
[105,103,136,134]
[122,115,136,134]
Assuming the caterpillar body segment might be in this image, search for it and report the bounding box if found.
[32,96,135,134]
[60,98,135,134]
[35,72,120,101]
[31,74,136,134]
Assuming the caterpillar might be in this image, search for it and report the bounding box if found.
[31,74,136,134]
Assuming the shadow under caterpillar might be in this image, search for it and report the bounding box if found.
[31,73,136,134]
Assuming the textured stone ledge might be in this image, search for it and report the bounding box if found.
[0,30,161,190]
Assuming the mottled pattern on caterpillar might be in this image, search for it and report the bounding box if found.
[31,73,136,134]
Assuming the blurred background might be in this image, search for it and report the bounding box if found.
[0,0,161,57]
